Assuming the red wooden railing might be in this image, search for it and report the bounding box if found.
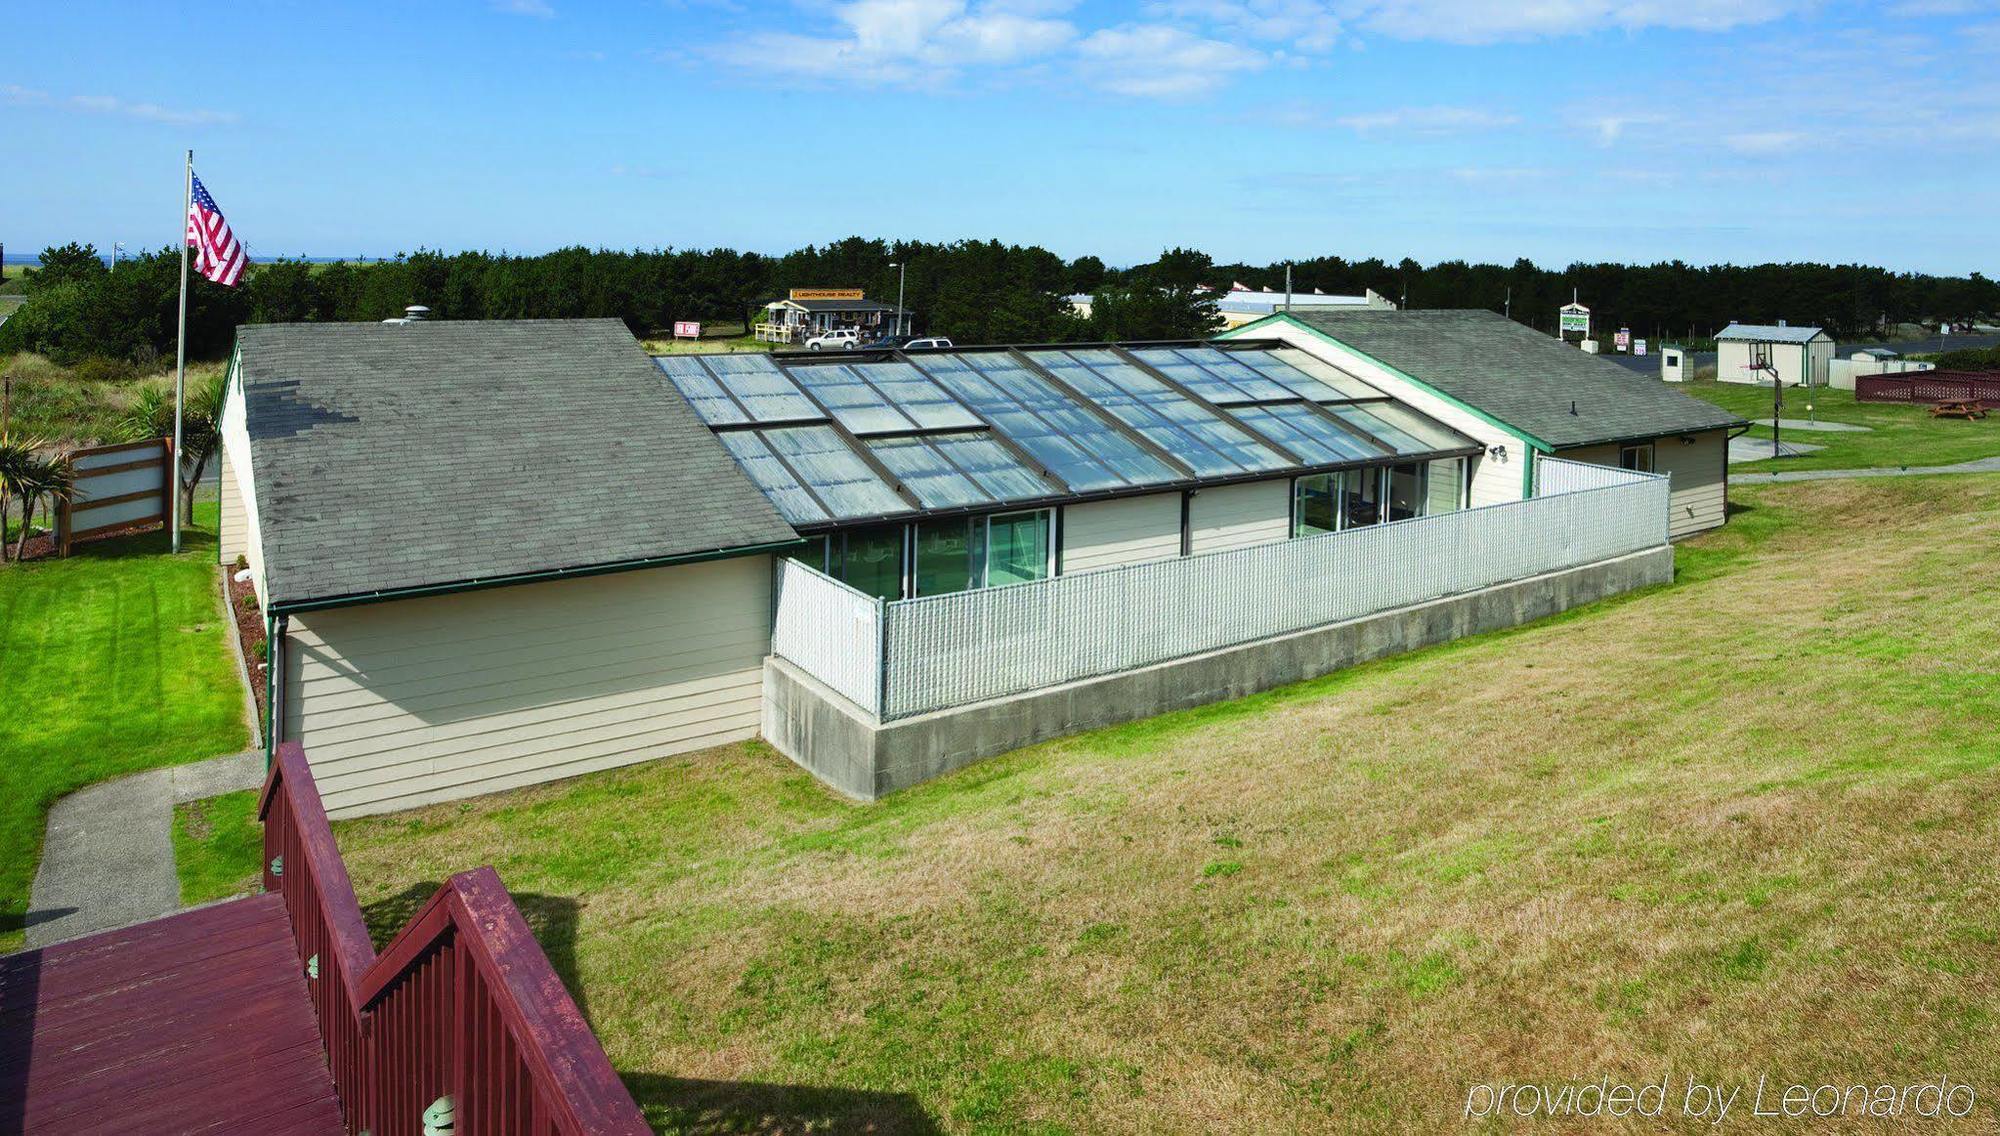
[259,742,650,1136]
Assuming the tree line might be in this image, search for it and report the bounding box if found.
[3,238,1994,366]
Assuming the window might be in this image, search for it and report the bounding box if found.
[1341,467,1382,528]
[1425,457,1466,515]
[914,516,981,597]
[985,510,1052,587]
[830,524,905,601]
[1386,463,1427,522]
[1619,442,1655,472]
[1293,473,1338,537]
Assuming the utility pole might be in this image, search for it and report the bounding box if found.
[1284,263,1293,312]
[890,261,907,337]
[1504,286,1511,320]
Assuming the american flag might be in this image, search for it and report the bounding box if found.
[185,173,245,287]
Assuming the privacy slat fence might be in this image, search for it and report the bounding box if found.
[772,560,883,715]
[773,458,1668,722]
[57,437,170,554]
[259,742,650,1136]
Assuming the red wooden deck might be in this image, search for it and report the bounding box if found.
[0,893,345,1136]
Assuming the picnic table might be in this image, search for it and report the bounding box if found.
[1930,399,1989,420]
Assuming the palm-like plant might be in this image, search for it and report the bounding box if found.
[119,372,225,522]
[0,434,45,563]
[10,452,74,561]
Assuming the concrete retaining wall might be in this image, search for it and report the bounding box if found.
[763,544,1675,800]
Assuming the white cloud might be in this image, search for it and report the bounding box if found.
[1333,105,1517,133]
[712,0,1075,85]
[1348,0,1809,44]
[492,0,556,16]
[1076,24,1268,97]
[6,85,236,126]
[1583,111,1670,146]
[1151,0,1343,51]
[1722,130,1804,154]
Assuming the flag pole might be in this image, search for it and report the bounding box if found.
[171,149,191,553]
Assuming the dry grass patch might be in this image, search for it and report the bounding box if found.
[336,476,2000,1134]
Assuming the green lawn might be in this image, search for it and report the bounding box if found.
[0,503,247,951]
[1680,379,2000,472]
[172,788,265,906]
[333,476,2000,1133]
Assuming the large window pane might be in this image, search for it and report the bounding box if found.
[1426,458,1466,515]
[985,510,1050,586]
[1342,467,1382,528]
[1293,473,1337,537]
[1387,462,1426,521]
[914,517,981,596]
[833,524,904,601]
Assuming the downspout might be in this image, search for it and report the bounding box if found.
[264,613,287,768]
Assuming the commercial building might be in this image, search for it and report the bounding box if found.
[222,315,1734,815]
[754,288,909,344]
[1716,322,1836,387]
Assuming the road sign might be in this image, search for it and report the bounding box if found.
[1559,303,1590,335]
[673,321,701,339]
[1634,338,1648,356]
[1614,328,1631,352]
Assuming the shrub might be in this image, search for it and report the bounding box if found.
[69,356,138,385]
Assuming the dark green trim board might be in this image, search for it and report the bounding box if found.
[269,538,808,615]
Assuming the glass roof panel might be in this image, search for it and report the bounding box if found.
[850,362,985,431]
[705,354,821,423]
[1344,401,1477,452]
[1227,404,1387,466]
[781,363,915,435]
[866,436,990,509]
[929,434,1050,501]
[1130,347,1293,403]
[655,358,749,426]
[911,352,1176,491]
[1027,348,1291,477]
[1260,347,1386,401]
[760,425,909,519]
[716,431,827,524]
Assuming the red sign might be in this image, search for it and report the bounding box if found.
[673,321,701,339]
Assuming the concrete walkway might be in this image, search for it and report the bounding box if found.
[1734,455,2000,484]
[1765,418,1872,432]
[24,751,265,949]
[1729,437,1823,463]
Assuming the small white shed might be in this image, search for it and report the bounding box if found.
[1716,323,1835,387]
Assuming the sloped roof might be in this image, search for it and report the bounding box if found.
[1266,309,1745,448]
[236,319,798,608]
[1716,323,1830,344]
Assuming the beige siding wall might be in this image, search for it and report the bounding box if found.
[1060,492,1182,573]
[1220,321,1529,506]
[1552,428,1728,539]
[1188,479,1290,554]
[284,555,773,818]
[216,367,266,606]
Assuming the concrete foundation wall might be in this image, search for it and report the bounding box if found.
[763,543,1675,800]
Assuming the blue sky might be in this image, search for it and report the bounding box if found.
[5,1,1998,273]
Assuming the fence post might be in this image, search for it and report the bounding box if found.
[874,596,889,720]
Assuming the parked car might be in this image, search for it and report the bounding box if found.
[805,328,861,351]
[859,334,955,350]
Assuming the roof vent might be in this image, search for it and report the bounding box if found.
[1776,318,1787,327]
[1570,400,1578,416]
[403,305,430,322]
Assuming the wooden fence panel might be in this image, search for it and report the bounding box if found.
[57,437,170,554]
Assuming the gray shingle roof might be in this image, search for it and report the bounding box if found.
[1278,309,1745,448]
[237,319,798,608]
[1716,322,1829,344]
